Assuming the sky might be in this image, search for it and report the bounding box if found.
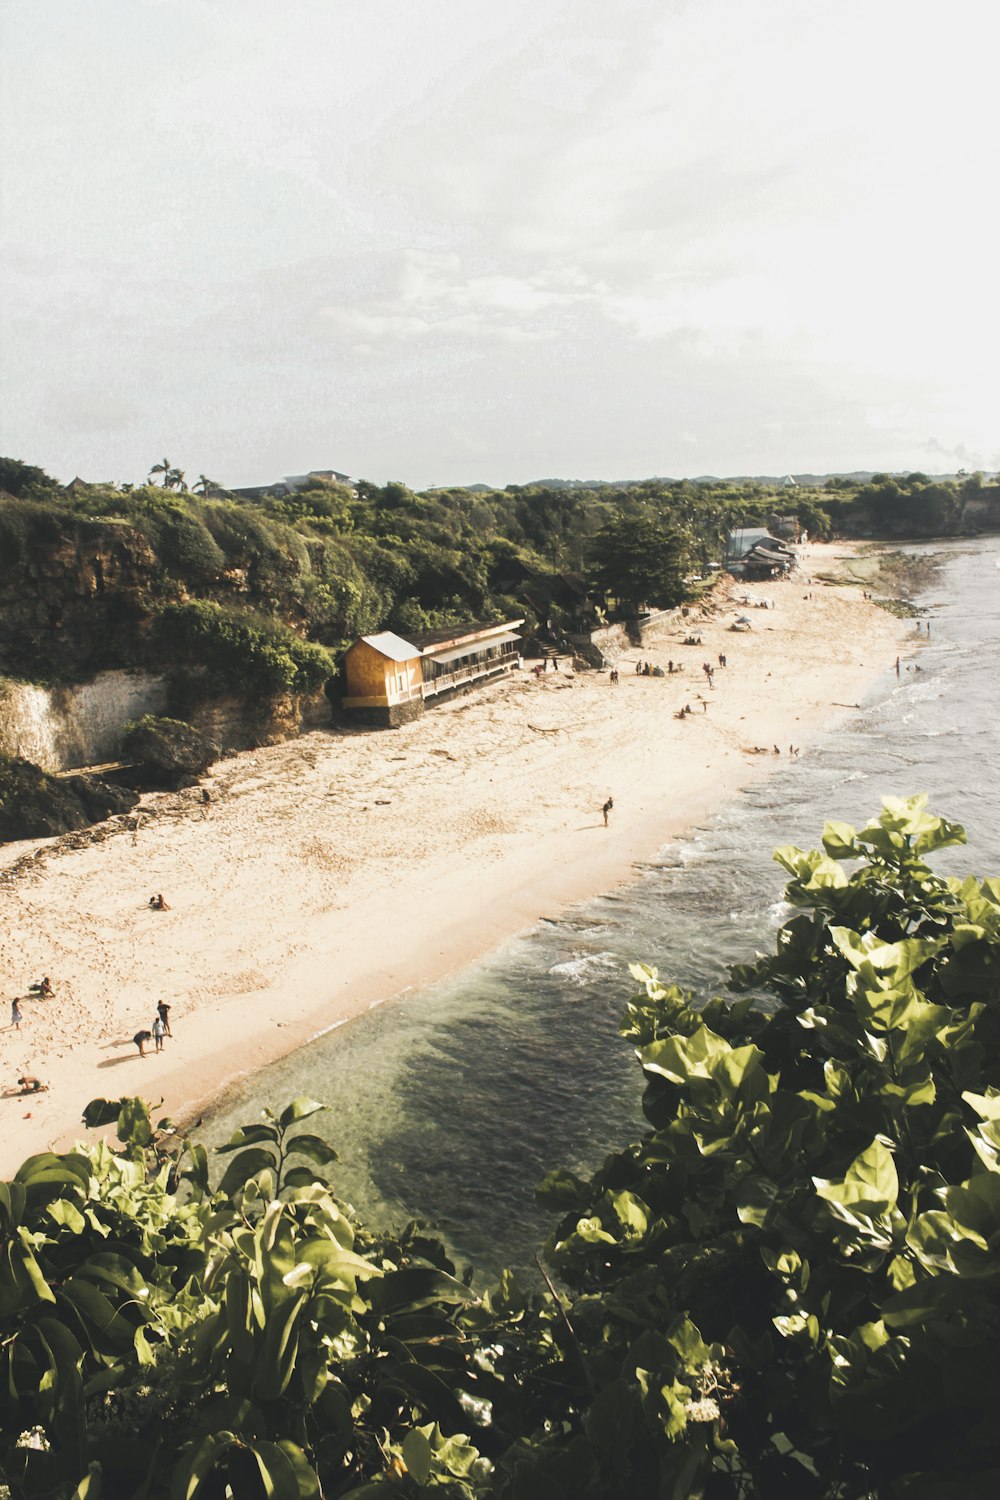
[1,0,997,490]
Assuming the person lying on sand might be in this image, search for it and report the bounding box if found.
[148,894,170,911]
[28,976,53,997]
[17,1075,48,1094]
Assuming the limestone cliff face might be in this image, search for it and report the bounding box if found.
[0,672,170,771]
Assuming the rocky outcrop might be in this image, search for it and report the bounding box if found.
[0,755,139,842]
[184,688,332,753]
[122,716,220,789]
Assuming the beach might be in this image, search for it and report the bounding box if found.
[0,544,908,1175]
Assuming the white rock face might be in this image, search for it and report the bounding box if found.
[0,670,169,770]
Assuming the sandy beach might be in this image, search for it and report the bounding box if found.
[0,544,908,1175]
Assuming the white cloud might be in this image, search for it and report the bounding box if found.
[1,0,997,485]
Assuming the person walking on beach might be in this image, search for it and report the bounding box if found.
[157,1000,172,1037]
[152,1015,165,1053]
[11,998,23,1030]
[133,1029,152,1058]
[602,797,614,827]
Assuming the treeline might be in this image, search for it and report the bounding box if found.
[1,454,997,693]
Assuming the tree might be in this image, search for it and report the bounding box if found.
[586,512,692,611]
[193,474,221,496]
[148,457,173,487]
[0,456,60,499]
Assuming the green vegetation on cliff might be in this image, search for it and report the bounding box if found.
[3,798,1000,1497]
[2,459,998,697]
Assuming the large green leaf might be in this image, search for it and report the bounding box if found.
[218,1147,280,1199]
[814,1139,900,1216]
[170,1431,238,1500]
[278,1098,326,1128]
[285,1133,339,1167]
[216,1122,281,1153]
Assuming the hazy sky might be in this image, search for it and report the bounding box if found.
[1,0,997,489]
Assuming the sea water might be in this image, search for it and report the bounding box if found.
[205,537,1000,1275]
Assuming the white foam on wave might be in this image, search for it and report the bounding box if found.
[548,951,622,985]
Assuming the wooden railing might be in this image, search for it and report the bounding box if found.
[422,649,519,698]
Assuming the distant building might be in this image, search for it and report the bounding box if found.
[726,528,778,560]
[231,469,354,501]
[725,529,796,580]
[342,618,524,728]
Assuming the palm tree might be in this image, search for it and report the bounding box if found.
[148,457,173,487]
[194,474,221,496]
[167,468,186,491]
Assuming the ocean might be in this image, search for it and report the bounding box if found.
[205,536,1000,1275]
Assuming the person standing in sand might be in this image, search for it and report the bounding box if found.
[152,1015,165,1053]
[11,998,24,1030]
[133,1029,152,1057]
[602,797,613,827]
[157,1000,172,1037]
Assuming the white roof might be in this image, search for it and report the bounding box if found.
[356,631,421,662]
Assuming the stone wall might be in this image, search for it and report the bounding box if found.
[567,622,633,667]
[638,607,684,646]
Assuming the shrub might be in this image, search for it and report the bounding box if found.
[154,600,335,695]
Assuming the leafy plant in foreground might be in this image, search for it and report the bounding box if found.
[528,795,1000,1498]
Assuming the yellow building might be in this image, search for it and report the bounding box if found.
[342,632,425,728]
[342,619,524,727]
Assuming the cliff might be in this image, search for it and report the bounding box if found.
[0,501,158,681]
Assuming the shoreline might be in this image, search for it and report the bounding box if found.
[0,544,910,1174]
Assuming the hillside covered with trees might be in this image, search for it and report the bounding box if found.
[2,455,997,702]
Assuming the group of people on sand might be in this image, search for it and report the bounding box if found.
[134,1000,173,1057]
[9,975,53,1030]
[7,976,55,1095]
